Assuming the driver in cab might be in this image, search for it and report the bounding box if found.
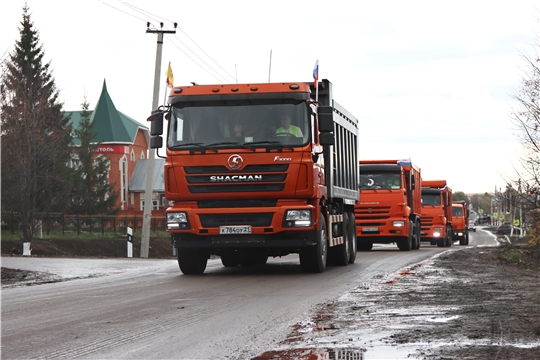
[276,114,303,137]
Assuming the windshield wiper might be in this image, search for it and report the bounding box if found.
[169,143,218,153]
[245,141,294,151]
[206,142,256,151]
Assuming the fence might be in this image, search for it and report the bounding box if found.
[2,213,167,237]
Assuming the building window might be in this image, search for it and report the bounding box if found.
[130,149,135,161]
[140,151,145,159]
[119,156,128,204]
[130,192,134,205]
[140,199,159,211]
[67,155,81,169]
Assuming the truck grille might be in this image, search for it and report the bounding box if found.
[199,213,273,227]
[198,199,277,208]
[185,164,288,194]
[355,206,391,219]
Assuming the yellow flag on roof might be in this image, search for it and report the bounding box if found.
[166,62,174,88]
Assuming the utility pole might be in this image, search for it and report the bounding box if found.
[141,22,177,258]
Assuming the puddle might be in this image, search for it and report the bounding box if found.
[253,346,414,360]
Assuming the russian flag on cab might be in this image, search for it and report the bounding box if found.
[313,60,319,88]
[397,160,412,171]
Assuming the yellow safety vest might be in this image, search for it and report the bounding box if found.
[276,126,301,137]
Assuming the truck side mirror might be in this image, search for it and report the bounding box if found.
[148,109,164,136]
[319,132,335,146]
[410,174,415,190]
[150,136,162,149]
[318,106,334,133]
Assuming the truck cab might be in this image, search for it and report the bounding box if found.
[451,201,470,245]
[421,180,453,247]
[354,160,422,251]
[148,79,359,274]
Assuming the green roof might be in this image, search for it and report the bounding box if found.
[66,80,148,146]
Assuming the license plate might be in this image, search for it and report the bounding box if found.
[362,227,378,232]
[219,225,252,234]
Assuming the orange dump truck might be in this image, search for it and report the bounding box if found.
[148,79,359,274]
[421,180,453,247]
[452,201,470,245]
[354,160,422,251]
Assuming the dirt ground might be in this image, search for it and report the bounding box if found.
[257,237,540,360]
[2,234,540,359]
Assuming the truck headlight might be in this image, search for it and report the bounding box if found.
[393,221,405,227]
[167,212,189,230]
[284,210,312,227]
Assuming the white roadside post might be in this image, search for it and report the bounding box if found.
[127,227,133,258]
[22,242,32,256]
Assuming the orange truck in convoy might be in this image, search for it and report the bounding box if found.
[451,201,470,245]
[148,79,359,274]
[421,180,453,247]
[354,160,422,251]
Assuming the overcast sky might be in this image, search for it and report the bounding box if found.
[2,0,539,195]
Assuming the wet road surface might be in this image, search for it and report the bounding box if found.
[1,233,494,360]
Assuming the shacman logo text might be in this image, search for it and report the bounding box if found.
[210,175,263,182]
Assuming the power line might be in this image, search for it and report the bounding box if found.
[164,37,227,84]
[98,0,148,23]
[118,2,236,83]
[99,0,236,84]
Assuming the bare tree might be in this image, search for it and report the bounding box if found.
[509,42,540,244]
[1,5,73,242]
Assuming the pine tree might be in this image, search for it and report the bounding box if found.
[0,5,74,242]
[69,97,120,215]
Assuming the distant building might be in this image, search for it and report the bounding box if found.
[65,80,166,216]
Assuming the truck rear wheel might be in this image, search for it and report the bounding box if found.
[178,248,208,275]
[328,214,349,266]
[347,212,357,264]
[300,215,328,273]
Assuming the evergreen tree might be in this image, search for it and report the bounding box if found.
[69,98,120,215]
[0,5,74,242]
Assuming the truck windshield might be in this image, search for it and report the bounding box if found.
[422,193,441,206]
[167,102,309,150]
[360,172,401,190]
[452,207,463,216]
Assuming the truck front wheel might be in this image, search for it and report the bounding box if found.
[300,215,328,273]
[178,248,208,275]
[413,221,421,250]
[397,221,413,251]
[445,226,453,247]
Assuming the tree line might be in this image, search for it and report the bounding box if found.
[1,6,119,242]
[509,37,540,245]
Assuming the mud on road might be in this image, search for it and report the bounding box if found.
[257,243,540,359]
[2,237,540,359]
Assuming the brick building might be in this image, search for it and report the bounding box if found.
[66,80,166,216]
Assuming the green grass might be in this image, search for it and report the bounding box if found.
[505,251,522,262]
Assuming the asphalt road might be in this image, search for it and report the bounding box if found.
[1,229,496,359]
